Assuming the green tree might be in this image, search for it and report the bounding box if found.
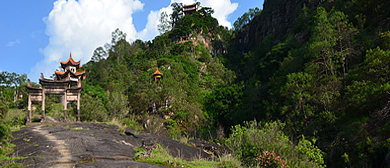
[170,2,183,28]
[0,71,27,108]
[158,11,172,34]
[80,91,106,122]
[106,91,130,120]
[90,46,107,63]
[281,72,314,135]
[233,7,261,31]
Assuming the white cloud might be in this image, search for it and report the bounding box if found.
[136,0,238,40]
[29,0,143,81]
[6,39,20,47]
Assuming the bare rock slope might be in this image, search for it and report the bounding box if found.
[2,122,217,167]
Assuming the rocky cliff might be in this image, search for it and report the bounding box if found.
[234,0,308,53]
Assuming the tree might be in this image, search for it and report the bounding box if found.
[0,71,27,108]
[106,91,130,120]
[80,91,106,122]
[233,7,261,31]
[158,11,172,34]
[281,72,314,135]
[170,2,183,28]
[330,11,357,77]
[91,46,107,63]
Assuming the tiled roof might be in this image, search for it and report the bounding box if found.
[152,67,163,76]
[55,69,85,79]
[60,53,81,69]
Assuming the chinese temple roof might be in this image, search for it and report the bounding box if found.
[55,69,85,77]
[183,2,198,8]
[60,53,81,69]
[152,67,163,76]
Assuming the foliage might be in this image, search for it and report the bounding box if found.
[158,11,171,34]
[121,115,143,130]
[79,91,106,122]
[256,151,287,168]
[233,7,261,31]
[134,143,220,167]
[105,91,129,120]
[224,121,325,167]
[0,97,8,119]
[218,154,242,168]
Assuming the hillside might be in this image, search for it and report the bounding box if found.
[225,0,390,167]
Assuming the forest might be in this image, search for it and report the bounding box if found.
[1,0,390,167]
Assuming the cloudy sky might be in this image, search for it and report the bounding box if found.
[0,0,263,82]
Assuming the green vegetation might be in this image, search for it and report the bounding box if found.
[224,121,324,167]
[134,144,220,167]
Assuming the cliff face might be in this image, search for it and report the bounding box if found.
[234,0,307,53]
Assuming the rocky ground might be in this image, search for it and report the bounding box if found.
[0,119,228,168]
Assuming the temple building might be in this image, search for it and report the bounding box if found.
[55,53,85,84]
[181,2,202,17]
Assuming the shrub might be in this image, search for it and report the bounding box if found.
[219,154,242,168]
[0,124,11,141]
[257,151,287,168]
[121,115,143,130]
[80,91,107,122]
[0,97,8,119]
[224,120,325,167]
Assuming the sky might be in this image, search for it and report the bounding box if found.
[0,0,263,82]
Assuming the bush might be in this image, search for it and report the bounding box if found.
[80,91,107,122]
[121,115,143,130]
[0,124,11,141]
[0,97,8,119]
[224,120,325,167]
[219,154,242,168]
[257,151,287,168]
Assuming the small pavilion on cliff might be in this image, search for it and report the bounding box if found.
[152,67,163,84]
[26,53,85,124]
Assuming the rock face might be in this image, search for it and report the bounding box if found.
[1,123,213,167]
[234,0,307,52]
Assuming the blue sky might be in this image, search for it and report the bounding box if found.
[0,0,263,82]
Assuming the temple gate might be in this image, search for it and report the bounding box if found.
[26,53,85,124]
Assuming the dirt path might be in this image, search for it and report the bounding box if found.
[1,122,213,167]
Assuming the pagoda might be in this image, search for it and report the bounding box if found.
[152,67,163,83]
[55,53,86,83]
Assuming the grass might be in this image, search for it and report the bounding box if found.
[133,143,222,168]
[11,125,27,132]
[0,162,24,168]
[0,156,27,162]
[0,141,15,156]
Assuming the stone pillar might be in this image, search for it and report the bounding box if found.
[41,89,45,122]
[77,92,80,122]
[64,90,67,122]
[27,93,31,123]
